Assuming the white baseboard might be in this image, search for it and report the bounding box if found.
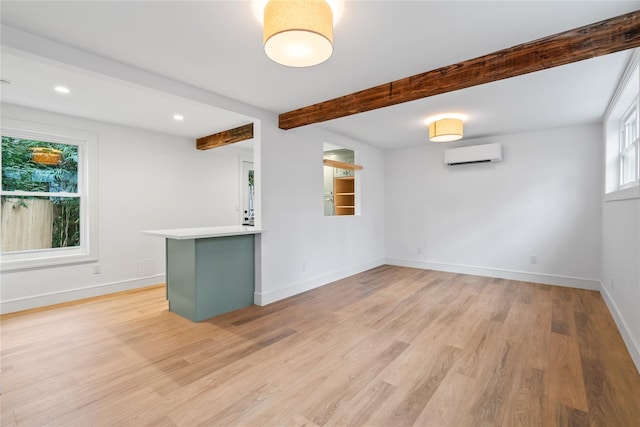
[385,258,600,290]
[0,274,166,314]
[254,258,386,306]
[599,281,640,374]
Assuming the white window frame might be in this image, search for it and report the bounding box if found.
[1,118,98,271]
[619,100,640,189]
[604,49,640,202]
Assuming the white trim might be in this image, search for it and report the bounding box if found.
[0,253,98,271]
[604,185,640,202]
[0,274,165,314]
[604,49,640,197]
[600,281,640,374]
[254,258,385,305]
[619,97,640,188]
[1,118,99,271]
[385,258,600,290]
[604,49,640,118]
[1,191,80,198]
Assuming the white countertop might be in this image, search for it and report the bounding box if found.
[142,225,263,240]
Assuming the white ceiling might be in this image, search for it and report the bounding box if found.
[0,50,254,140]
[1,1,638,150]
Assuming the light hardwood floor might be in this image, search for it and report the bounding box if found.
[1,266,639,426]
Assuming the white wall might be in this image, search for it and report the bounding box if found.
[599,49,640,372]
[601,185,640,371]
[256,124,386,304]
[1,103,252,313]
[385,124,602,289]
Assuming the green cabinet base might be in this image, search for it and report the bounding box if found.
[166,234,255,322]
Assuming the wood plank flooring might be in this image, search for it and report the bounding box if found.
[1,266,639,426]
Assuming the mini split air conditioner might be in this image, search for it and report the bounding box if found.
[444,143,502,166]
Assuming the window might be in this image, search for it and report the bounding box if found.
[620,101,639,188]
[1,119,98,270]
[604,50,640,201]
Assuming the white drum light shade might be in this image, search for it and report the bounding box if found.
[264,0,334,67]
[429,118,464,142]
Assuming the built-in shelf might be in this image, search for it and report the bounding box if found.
[323,159,363,170]
[334,176,355,216]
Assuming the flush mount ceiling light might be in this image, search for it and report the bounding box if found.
[173,114,184,121]
[54,85,70,94]
[429,118,463,142]
[263,0,334,67]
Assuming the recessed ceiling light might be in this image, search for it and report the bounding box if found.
[0,79,10,85]
[173,114,184,121]
[54,86,70,94]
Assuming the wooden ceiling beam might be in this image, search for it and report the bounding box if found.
[196,123,254,150]
[279,10,640,130]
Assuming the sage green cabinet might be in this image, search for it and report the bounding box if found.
[166,234,255,322]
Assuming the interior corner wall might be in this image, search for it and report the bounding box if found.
[385,124,602,289]
[600,184,640,372]
[1,103,251,313]
[255,124,386,304]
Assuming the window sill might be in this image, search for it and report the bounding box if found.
[604,185,640,202]
[0,253,97,272]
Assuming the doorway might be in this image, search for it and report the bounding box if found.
[242,160,255,226]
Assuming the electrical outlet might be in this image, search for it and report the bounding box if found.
[92,264,101,274]
[611,279,615,289]
[302,262,307,271]
[530,255,537,264]
[417,247,423,254]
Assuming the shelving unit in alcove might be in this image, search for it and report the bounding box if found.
[334,176,355,216]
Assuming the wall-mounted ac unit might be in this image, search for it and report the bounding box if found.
[444,143,502,166]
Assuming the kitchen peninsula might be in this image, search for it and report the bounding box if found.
[142,226,262,322]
